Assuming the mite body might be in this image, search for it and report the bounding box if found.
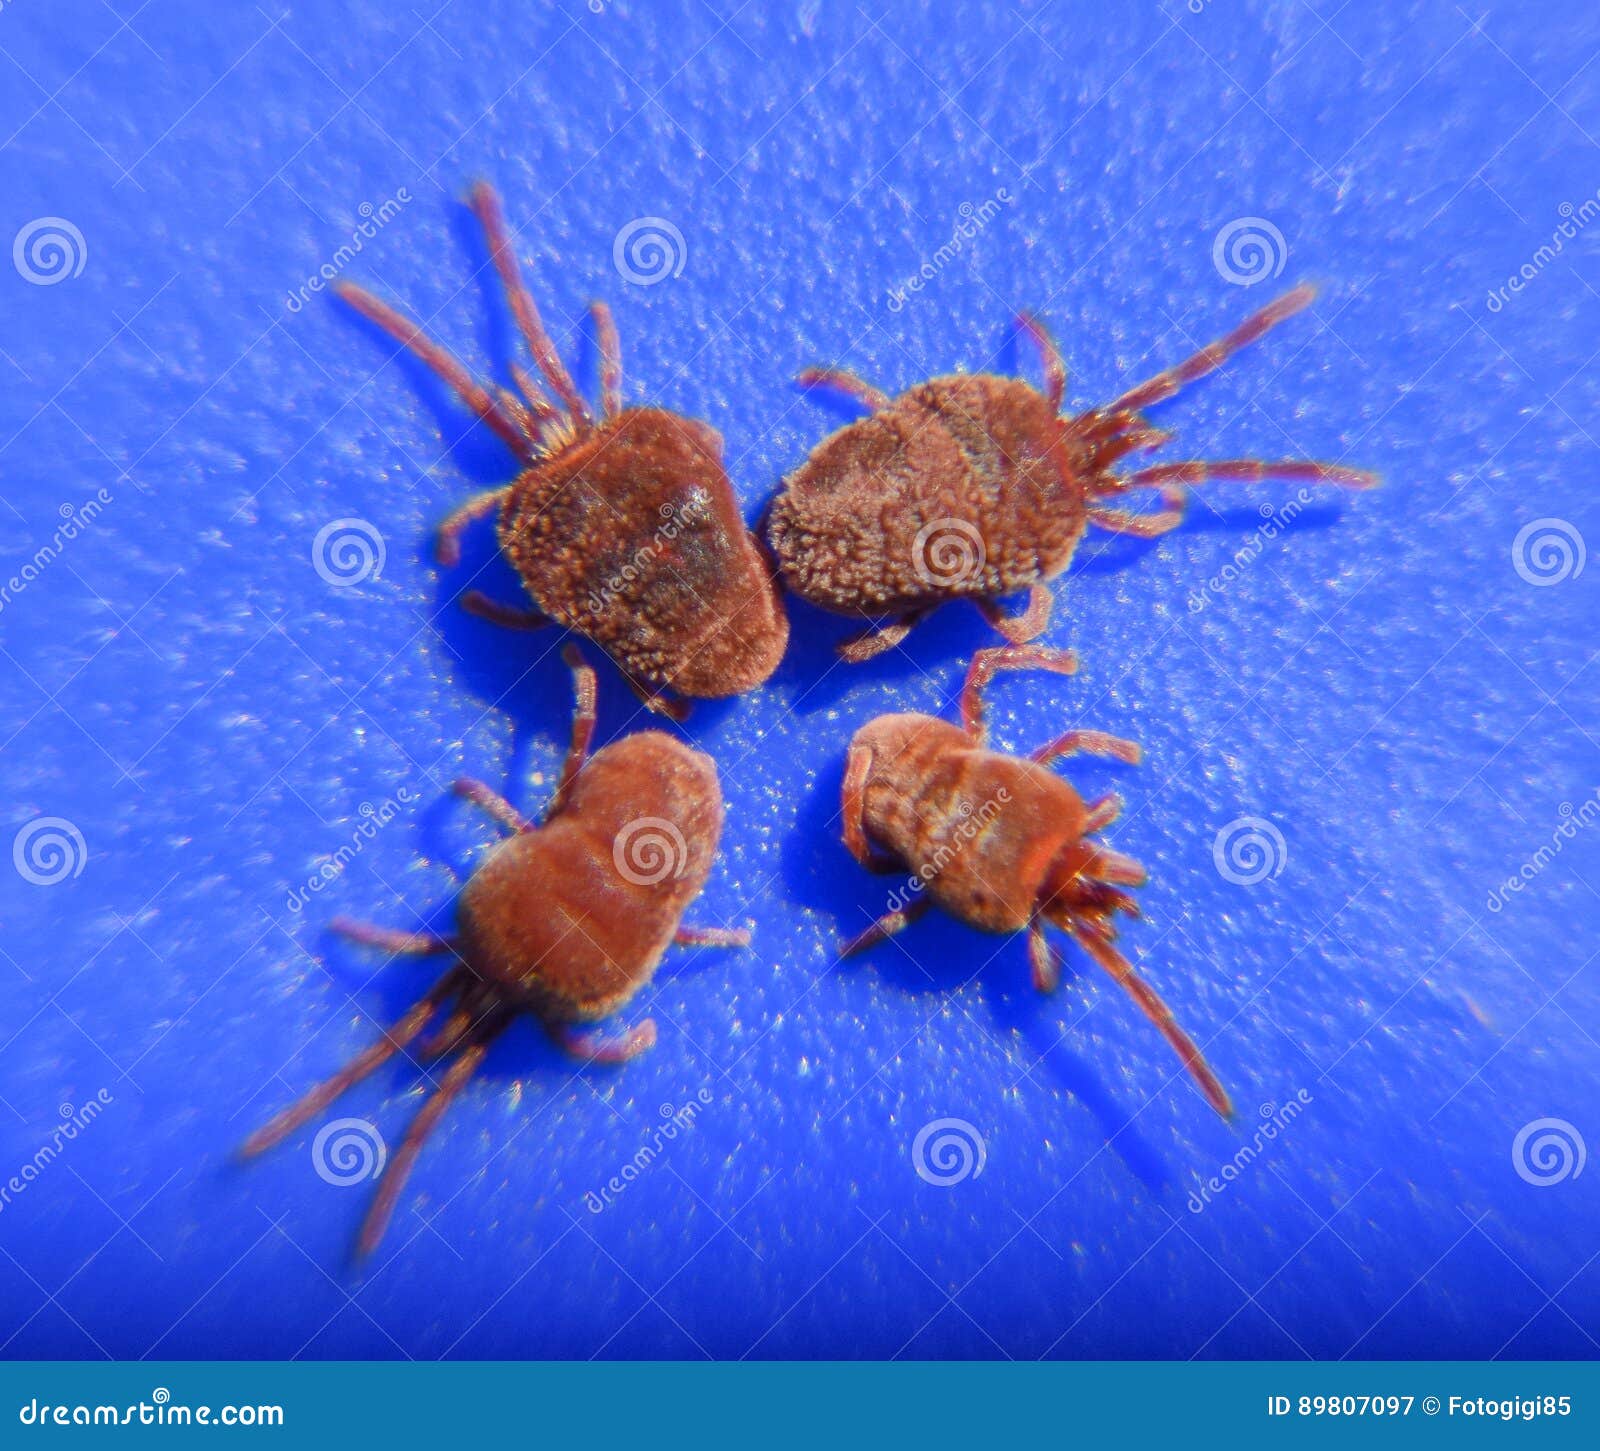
[767,284,1376,661]
[337,183,787,714]
[243,648,750,1255]
[839,644,1232,1119]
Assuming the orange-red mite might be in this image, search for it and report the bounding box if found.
[838,644,1233,1120]
[335,182,787,716]
[767,284,1377,661]
[242,647,751,1256]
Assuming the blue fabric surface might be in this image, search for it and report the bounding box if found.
[1,0,1596,1359]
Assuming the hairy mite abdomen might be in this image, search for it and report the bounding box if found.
[855,713,1089,933]
[768,376,1082,615]
[458,732,722,1022]
[502,408,788,697]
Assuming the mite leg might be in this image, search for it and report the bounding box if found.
[1121,458,1377,496]
[842,743,900,872]
[1060,917,1233,1120]
[797,366,890,413]
[1027,918,1062,994]
[509,364,558,423]
[452,778,529,834]
[1085,845,1147,886]
[960,644,1079,742]
[1032,730,1141,768]
[1081,792,1124,834]
[239,966,466,1158]
[591,301,623,418]
[332,281,535,461]
[674,925,752,948]
[975,583,1053,645]
[356,1030,502,1258]
[330,919,458,956]
[436,485,512,568]
[838,609,930,663]
[553,1018,658,1064]
[616,664,691,723]
[1087,485,1187,539]
[838,897,931,957]
[548,644,598,817]
[460,590,550,631]
[466,181,589,420]
[1016,312,1066,412]
[1103,283,1317,417]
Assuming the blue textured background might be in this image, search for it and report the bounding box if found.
[2,0,1597,1360]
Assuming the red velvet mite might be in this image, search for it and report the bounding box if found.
[242,646,751,1256]
[838,644,1233,1119]
[767,284,1376,661]
[336,182,787,716]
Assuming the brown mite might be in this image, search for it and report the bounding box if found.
[766,283,1377,661]
[242,646,750,1256]
[837,643,1233,1120]
[335,182,787,716]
